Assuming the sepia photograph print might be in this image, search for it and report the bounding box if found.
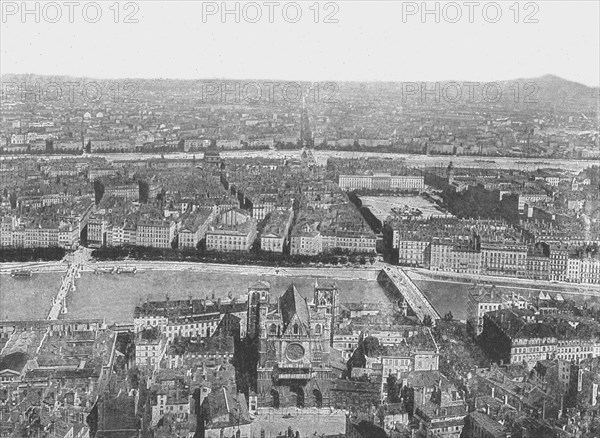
[0,1,599,437]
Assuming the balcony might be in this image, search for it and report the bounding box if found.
[277,361,311,369]
[275,363,312,380]
[276,371,312,380]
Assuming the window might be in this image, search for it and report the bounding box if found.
[293,323,299,335]
[315,324,321,335]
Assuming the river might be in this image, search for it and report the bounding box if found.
[2,150,595,173]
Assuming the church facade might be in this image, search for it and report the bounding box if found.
[247,279,340,408]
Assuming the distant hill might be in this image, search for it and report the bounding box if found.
[505,74,599,103]
[409,74,599,107]
[1,73,598,107]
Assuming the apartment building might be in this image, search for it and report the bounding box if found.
[338,173,424,192]
[389,219,578,281]
[166,313,222,341]
[0,217,80,249]
[215,139,241,149]
[321,230,377,254]
[347,328,440,380]
[526,254,551,281]
[205,208,258,252]
[518,193,550,211]
[290,221,322,256]
[481,309,557,369]
[481,309,600,369]
[260,208,294,253]
[334,318,420,360]
[104,183,139,201]
[338,174,373,190]
[550,245,569,282]
[136,218,176,248]
[45,165,81,178]
[429,240,482,274]
[247,138,275,149]
[88,167,118,181]
[135,332,168,368]
[134,296,248,340]
[481,242,528,277]
[0,216,18,247]
[395,237,430,267]
[90,139,135,153]
[391,175,425,191]
[414,402,467,438]
[105,219,137,247]
[178,207,218,249]
[581,257,600,284]
[251,199,277,221]
[54,141,83,153]
[466,285,529,339]
[151,390,191,427]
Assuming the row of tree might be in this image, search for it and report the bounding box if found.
[0,246,66,262]
[91,245,376,267]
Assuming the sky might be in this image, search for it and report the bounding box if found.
[1,1,599,86]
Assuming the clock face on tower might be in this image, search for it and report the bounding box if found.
[285,343,305,361]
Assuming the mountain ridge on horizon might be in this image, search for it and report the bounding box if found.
[1,72,598,90]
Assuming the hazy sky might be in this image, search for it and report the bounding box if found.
[1,1,599,86]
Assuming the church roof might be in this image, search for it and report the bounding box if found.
[279,284,310,328]
[315,278,337,289]
[249,280,270,290]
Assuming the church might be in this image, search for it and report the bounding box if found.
[246,279,340,408]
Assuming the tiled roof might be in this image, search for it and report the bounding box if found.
[0,352,28,373]
[279,284,310,329]
[203,388,251,428]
